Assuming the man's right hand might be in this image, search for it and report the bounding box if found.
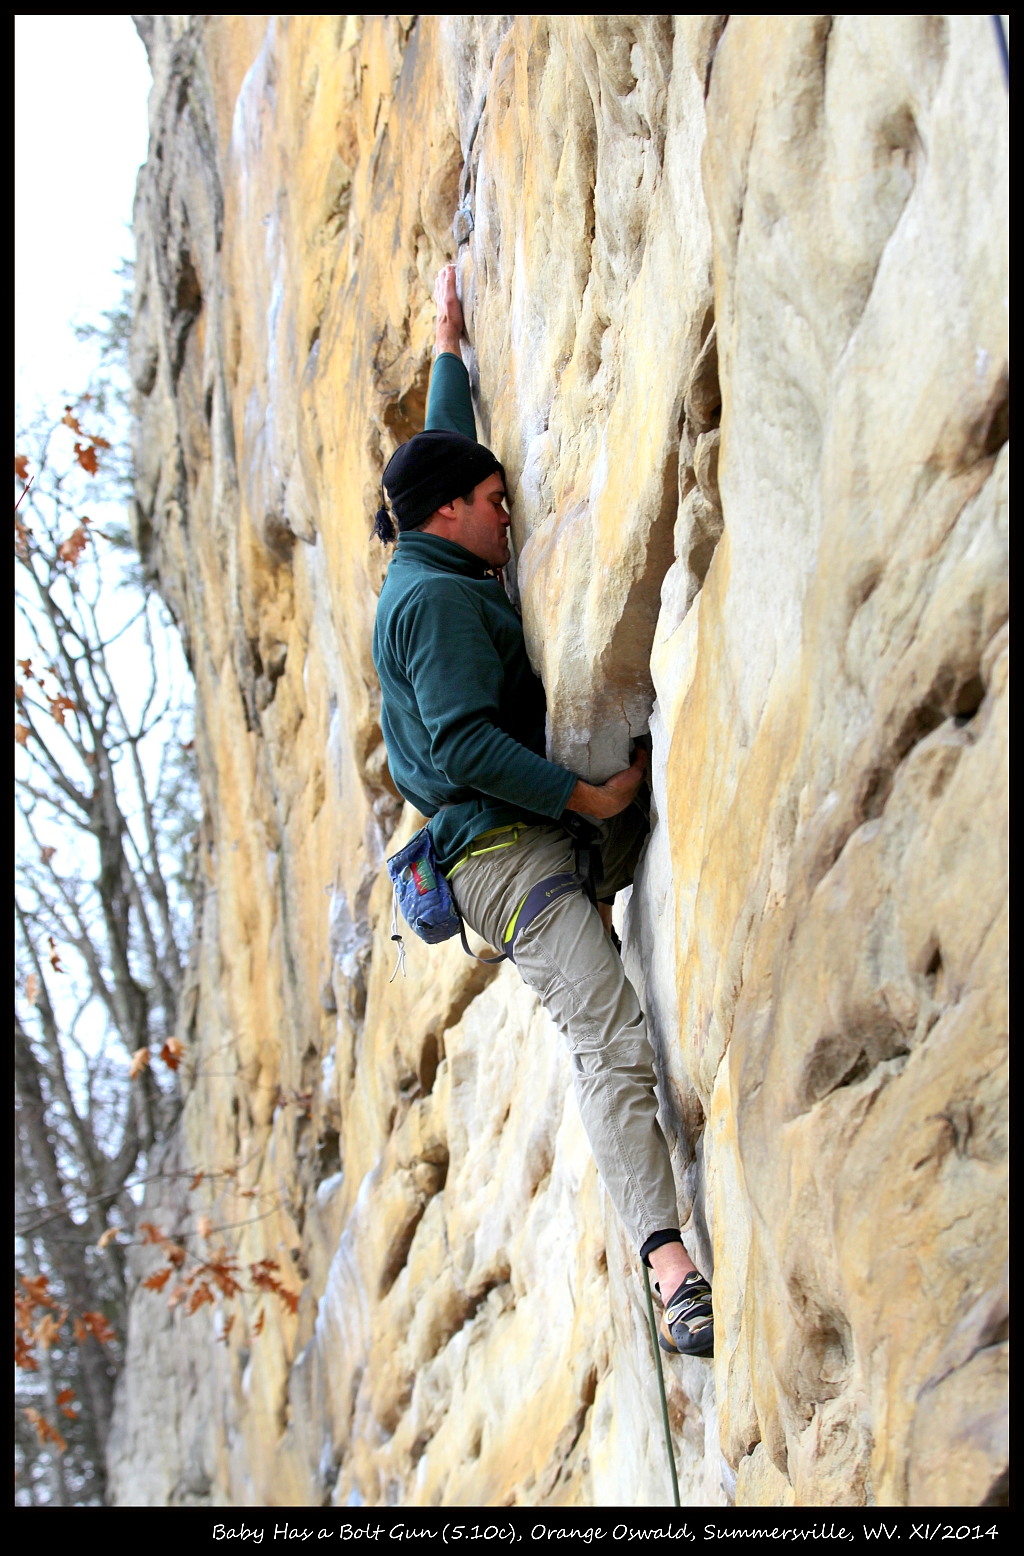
[434,265,464,357]
[567,747,648,820]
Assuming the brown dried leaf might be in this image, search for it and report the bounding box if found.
[129,1046,150,1080]
[57,520,91,564]
[14,1333,38,1370]
[205,1254,243,1300]
[217,1314,235,1344]
[248,1258,299,1314]
[160,1037,184,1071]
[15,454,30,482]
[15,722,29,746]
[252,1308,265,1337]
[40,845,56,863]
[24,972,39,1006]
[78,1309,116,1344]
[96,1227,119,1250]
[142,1267,172,1292]
[20,1273,56,1309]
[47,693,77,726]
[189,1170,204,1191]
[73,443,99,476]
[24,1407,67,1452]
[185,1282,214,1316]
[196,1214,213,1240]
[33,1313,62,1350]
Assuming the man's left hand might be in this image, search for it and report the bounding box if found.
[434,265,464,356]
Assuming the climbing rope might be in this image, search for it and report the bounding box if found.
[642,1263,681,1508]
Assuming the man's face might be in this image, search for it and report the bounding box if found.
[426,473,511,568]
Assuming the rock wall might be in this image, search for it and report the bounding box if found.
[109,15,1008,1508]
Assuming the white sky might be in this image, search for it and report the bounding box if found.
[14,16,189,1086]
[15,14,151,414]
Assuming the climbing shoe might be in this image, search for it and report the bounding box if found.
[657,1270,715,1357]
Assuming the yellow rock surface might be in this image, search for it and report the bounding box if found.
[109,16,1007,1508]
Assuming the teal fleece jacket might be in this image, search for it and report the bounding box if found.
[373,353,577,871]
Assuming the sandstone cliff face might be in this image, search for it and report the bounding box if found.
[109,15,1008,1508]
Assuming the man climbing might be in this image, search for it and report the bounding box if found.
[371,265,714,1358]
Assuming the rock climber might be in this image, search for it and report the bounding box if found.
[371,265,714,1358]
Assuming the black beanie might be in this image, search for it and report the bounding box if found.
[373,430,504,544]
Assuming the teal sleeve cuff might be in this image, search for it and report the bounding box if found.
[425,352,477,442]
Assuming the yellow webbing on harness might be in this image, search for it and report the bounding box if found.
[503,890,530,944]
[444,825,531,946]
[444,824,522,878]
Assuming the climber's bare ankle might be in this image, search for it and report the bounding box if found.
[648,1240,697,1300]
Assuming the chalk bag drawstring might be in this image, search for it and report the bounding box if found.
[389,884,407,982]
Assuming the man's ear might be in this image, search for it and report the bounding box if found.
[435,499,460,521]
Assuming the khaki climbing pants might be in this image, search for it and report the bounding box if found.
[449,814,680,1251]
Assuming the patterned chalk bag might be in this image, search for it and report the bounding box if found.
[386,827,461,946]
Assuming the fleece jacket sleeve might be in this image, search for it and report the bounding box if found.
[424,352,477,441]
[398,585,577,819]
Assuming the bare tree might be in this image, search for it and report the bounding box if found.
[14,285,200,1503]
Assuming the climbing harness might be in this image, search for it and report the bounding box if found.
[387,823,589,977]
[499,871,585,961]
[642,1263,681,1508]
[445,824,524,878]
